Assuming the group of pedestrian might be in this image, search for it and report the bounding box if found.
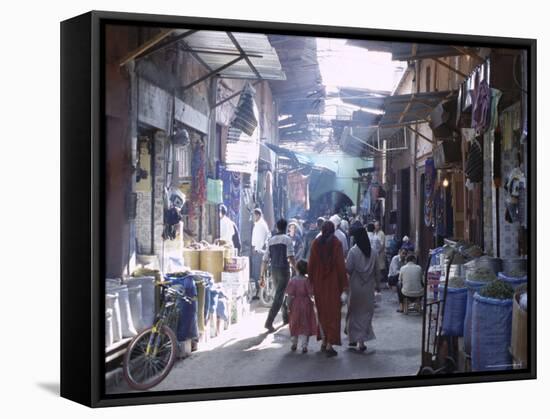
[220,203,425,357]
[258,213,379,356]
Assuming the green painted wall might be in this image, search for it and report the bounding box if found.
[305,153,374,204]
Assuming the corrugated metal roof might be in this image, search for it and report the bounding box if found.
[346,40,463,61]
[175,30,286,80]
[379,91,454,126]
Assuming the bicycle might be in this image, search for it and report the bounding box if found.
[258,264,275,307]
[123,280,190,390]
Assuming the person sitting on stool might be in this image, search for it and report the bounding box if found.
[388,247,408,290]
[397,255,424,313]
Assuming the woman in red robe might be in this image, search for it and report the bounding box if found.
[308,220,349,357]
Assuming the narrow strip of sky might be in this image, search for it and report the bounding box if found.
[316,38,405,95]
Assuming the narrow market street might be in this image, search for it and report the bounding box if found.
[107,288,421,393]
[101,23,530,395]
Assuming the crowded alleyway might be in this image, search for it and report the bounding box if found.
[101,23,530,395]
[108,288,421,393]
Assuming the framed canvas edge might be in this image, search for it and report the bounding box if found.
[60,10,537,408]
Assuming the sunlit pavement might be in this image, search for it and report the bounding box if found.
[107,287,422,394]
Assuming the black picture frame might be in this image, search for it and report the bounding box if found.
[61,10,536,408]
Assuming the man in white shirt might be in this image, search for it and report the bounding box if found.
[250,208,271,299]
[219,204,235,245]
[397,255,424,313]
[388,248,408,289]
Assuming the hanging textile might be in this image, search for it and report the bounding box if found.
[218,163,241,230]
[471,80,492,133]
[287,171,310,218]
[263,170,275,231]
[230,83,258,136]
[424,158,436,227]
[190,138,206,218]
[465,139,484,183]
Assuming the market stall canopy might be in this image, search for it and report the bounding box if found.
[379,91,455,126]
[264,143,314,167]
[346,40,464,61]
[179,30,286,80]
[268,35,325,116]
[337,86,389,111]
[120,28,286,85]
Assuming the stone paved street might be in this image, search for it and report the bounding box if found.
[108,288,422,393]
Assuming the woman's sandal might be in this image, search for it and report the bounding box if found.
[302,347,308,354]
[358,344,367,352]
[291,343,297,351]
[320,343,327,352]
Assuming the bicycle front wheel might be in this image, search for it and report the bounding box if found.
[123,325,178,390]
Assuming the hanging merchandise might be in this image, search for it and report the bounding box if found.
[263,170,275,230]
[471,80,492,134]
[424,158,436,227]
[503,167,525,224]
[493,128,503,187]
[434,186,445,237]
[189,137,206,218]
[230,83,258,136]
[206,178,223,204]
[287,171,310,219]
[218,163,241,230]
[488,89,503,132]
[465,138,483,183]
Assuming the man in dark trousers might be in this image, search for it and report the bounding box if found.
[260,218,296,333]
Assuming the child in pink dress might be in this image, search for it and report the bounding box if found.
[285,260,317,353]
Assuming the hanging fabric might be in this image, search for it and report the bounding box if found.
[471,80,492,133]
[465,139,483,183]
[424,158,436,227]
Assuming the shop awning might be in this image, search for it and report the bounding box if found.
[264,143,314,167]
[120,29,286,91]
[337,86,389,111]
[178,30,286,81]
[379,91,455,126]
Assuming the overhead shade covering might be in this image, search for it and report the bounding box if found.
[173,30,286,80]
[264,143,314,166]
[379,91,455,126]
[268,35,325,116]
[337,86,389,111]
[346,40,463,61]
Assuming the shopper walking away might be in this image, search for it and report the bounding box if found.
[285,260,317,353]
[250,208,271,300]
[308,221,349,357]
[261,219,296,333]
[318,214,349,257]
[303,217,324,261]
[397,255,425,313]
[345,228,377,351]
[388,248,408,290]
